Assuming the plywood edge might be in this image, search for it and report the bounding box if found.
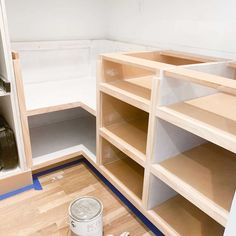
[101,53,173,72]
[32,151,83,171]
[0,169,32,195]
[99,127,146,167]
[27,101,96,117]
[164,67,236,95]
[100,83,150,112]
[151,164,228,226]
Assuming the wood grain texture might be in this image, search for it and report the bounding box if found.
[12,54,33,168]
[150,195,224,236]
[152,142,236,226]
[0,163,152,236]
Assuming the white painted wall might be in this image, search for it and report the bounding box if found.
[5,0,106,41]
[105,0,236,59]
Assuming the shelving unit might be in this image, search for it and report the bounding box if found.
[152,142,236,226]
[96,52,236,235]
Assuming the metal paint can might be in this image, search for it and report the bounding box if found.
[69,196,103,236]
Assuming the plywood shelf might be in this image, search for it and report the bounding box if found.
[149,195,224,236]
[99,127,146,167]
[104,118,148,156]
[100,80,151,112]
[24,77,96,116]
[151,142,236,226]
[157,92,236,154]
[30,116,96,170]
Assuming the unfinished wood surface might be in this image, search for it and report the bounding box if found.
[149,195,224,236]
[186,92,236,121]
[12,52,33,168]
[126,50,217,66]
[164,67,236,96]
[102,152,144,201]
[151,142,236,226]
[104,118,148,156]
[102,53,174,72]
[0,163,152,236]
[157,97,236,154]
[100,127,146,166]
[0,170,32,195]
[100,83,150,112]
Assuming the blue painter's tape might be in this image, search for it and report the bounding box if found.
[33,176,43,190]
[33,158,84,178]
[0,184,34,201]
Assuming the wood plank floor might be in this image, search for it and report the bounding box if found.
[0,162,153,236]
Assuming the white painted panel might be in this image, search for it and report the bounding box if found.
[16,47,90,84]
[153,119,205,163]
[148,174,177,209]
[106,0,236,59]
[5,0,106,41]
[30,115,96,159]
[159,76,216,106]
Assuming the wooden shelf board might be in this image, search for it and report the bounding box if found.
[124,75,153,90]
[151,142,236,226]
[149,195,224,236]
[24,77,96,116]
[100,82,150,112]
[30,116,96,169]
[104,118,148,155]
[100,127,146,167]
[157,93,236,154]
[101,157,144,200]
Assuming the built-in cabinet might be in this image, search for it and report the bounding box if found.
[97,52,236,235]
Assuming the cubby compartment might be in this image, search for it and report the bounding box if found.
[147,174,224,236]
[28,107,96,169]
[157,62,236,154]
[100,93,149,164]
[100,138,144,204]
[126,50,216,65]
[100,57,156,111]
[151,118,236,226]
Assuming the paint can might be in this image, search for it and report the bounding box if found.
[69,196,103,236]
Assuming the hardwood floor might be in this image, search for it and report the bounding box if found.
[0,162,153,236]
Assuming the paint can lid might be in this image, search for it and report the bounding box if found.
[69,197,103,221]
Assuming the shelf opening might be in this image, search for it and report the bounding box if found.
[101,59,154,107]
[152,118,236,226]
[101,93,149,156]
[148,174,224,236]
[28,107,96,167]
[101,138,144,201]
